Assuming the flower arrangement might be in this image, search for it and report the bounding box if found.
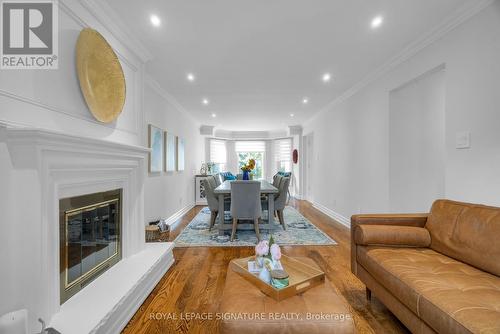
[241,159,256,172]
[254,235,286,285]
[255,235,282,265]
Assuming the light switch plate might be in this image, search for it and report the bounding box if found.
[456,131,471,149]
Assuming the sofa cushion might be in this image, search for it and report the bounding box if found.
[357,246,500,334]
[426,199,500,276]
[355,225,431,247]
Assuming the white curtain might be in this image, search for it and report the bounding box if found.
[209,139,227,172]
[274,138,292,171]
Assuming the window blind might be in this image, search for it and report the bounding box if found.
[234,141,266,152]
[274,138,292,162]
[210,139,227,163]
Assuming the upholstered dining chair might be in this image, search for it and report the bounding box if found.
[263,174,282,203]
[262,177,290,230]
[230,181,262,242]
[273,173,291,204]
[202,177,230,231]
[213,174,222,187]
[272,174,283,188]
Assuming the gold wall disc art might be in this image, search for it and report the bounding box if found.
[76,28,126,123]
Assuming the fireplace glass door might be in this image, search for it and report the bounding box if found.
[59,189,122,304]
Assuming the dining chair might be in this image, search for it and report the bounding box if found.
[262,177,290,230]
[213,174,222,187]
[265,174,282,214]
[272,174,283,188]
[230,181,262,241]
[202,177,230,231]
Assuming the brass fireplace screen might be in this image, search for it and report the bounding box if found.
[59,189,122,304]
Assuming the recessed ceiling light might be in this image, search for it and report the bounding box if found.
[371,15,384,29]
[211,113,217,118]
[290,113,295,117]
[150,15,161,27]
[187,73,195,82]
[322,73,331,83]
[202,98,210,105]
[302,97,309,104]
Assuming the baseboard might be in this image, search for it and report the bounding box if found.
[311,201,351,228]
[164,204,195,227]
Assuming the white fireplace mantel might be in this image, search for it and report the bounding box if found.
[0,124,175,334]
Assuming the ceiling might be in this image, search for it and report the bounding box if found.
[105,0,468,131]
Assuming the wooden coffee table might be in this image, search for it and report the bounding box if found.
[218,257,355,334]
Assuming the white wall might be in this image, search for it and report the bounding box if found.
[0,0,149,323]
[0,0,146,146]
[303,3,500,221]
[389,68,446,212]
[0,0,203,328]
[143,79,203,223]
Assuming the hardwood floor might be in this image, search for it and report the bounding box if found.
[123,199,410,334]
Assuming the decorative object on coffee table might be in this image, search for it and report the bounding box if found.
[271,269,289,289]
[76,28,126,123]
[230,255,324,301]
[254,235,286,285]
[220,257,354,334]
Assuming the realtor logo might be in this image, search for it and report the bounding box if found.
[1,0,58,69]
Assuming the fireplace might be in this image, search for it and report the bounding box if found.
[59,189,122,304]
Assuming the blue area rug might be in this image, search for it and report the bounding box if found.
[174,206,337,247]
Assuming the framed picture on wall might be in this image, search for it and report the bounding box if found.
[176,136,185,171]
[164,131,176,172]
[148,124,163,173]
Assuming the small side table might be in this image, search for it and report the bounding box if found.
[195,175,209,205]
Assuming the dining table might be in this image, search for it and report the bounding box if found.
[213,180,279,236]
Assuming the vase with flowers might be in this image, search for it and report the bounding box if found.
[254,235,283,284]
[241,159,256,180]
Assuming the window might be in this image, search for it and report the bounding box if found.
[274,138,292,173]
[209,139,227,173]
[235,141,266,179]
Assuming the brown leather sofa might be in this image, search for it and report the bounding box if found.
[351,199,500,334]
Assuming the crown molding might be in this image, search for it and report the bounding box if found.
[77,0,154,63]
[210,129,290,140]
[144,75,200,125]
[306,0,496,126]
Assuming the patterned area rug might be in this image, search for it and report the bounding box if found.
[174,206,337,247]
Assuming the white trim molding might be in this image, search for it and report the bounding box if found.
[163,204,196,227]
[145,75,200,125]
[76,0,153,63]
[306,0,496,126]
[311,201,350,228]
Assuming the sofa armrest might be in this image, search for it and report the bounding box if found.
[354,225,431,247]
[351,214,428,276]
